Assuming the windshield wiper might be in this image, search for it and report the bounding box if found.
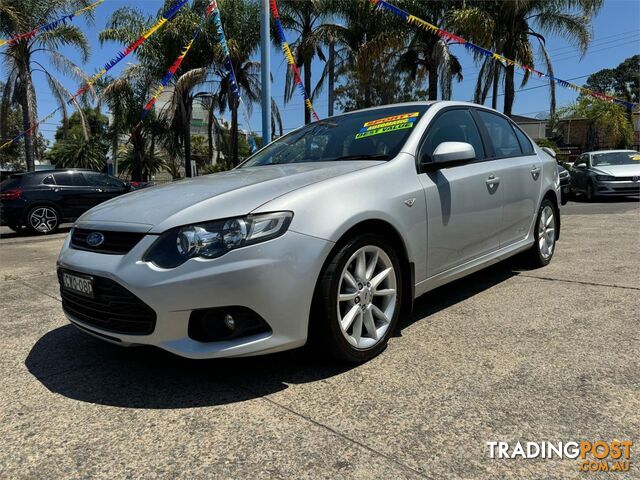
[327,154,390,161]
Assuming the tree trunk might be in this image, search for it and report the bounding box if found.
[491,69,499,110]
[19,62,37,171]
[503,64,515,116]
[131,132,142,182]
[183,100,193,177]
[111,115,119,176]
[231,98,239,166]
[328,42,335,117]
[304,57,312,124]
[428,68,438,101]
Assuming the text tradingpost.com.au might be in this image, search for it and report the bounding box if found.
[487,441,633,472]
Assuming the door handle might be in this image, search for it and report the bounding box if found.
[486,175,500,194]
[530,166,541,180]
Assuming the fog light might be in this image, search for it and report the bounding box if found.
[224,314,236,330]
[188,307,271,343]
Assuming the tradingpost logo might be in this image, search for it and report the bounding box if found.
[486,440,633,472]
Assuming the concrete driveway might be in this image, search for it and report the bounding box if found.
[1,199,638,479]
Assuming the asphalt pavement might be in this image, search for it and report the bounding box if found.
[0,198,638,479]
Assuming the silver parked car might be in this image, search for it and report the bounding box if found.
[569,150,640,201]
[57,101,561,362]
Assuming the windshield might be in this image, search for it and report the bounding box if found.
[592,151,640,166]
[240,105,430,168]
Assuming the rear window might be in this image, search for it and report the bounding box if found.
[477,110,522,157]
[53,172,87,186]
[513,125,534,154]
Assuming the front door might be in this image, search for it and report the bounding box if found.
[417,108,504,277]
[571,154,590,192]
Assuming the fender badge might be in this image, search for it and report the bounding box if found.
[404,198,416,207]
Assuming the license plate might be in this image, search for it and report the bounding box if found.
[62,272,94,298]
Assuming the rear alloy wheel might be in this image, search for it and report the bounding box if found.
[525,199,557,267]
[26,206,60,234]
[312,234,403,362]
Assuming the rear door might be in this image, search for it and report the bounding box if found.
[417,107,504,276]
[52,172,96,218]
[475,109,541,247]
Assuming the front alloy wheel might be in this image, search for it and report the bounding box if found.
[337,246,397,349]
[312,234,403,362]
[27,206,60,234]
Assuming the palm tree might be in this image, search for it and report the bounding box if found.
[313,0,405,109]
[396,0,463,101]
[210,0,281,165]
[275,0,328,124]
[98,65,158,181]
[100,0,218,177]
[450,0,603,116]
[0,0,95,171]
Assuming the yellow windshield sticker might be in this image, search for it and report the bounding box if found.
[363,112,420,127]
[630,155,640,161]
[356,112,420,140]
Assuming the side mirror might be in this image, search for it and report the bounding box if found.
[541,146,556,159]
[573,162,586,169]
[422,142,475,172]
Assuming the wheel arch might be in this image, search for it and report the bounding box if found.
[314,219,415,320]
[541,189,561,240]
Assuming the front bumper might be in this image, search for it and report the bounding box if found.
[595,180,640,196]
[57,229,334,358]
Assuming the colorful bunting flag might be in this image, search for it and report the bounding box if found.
[0,0,104,48]
[209,0,258,152]
[270,0,320,122]
[371,0,637,110]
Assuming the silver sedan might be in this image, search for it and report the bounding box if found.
[57,101,561,362]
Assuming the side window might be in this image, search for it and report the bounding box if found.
[85,173,125,188]
[41,175,55,185]
[513,125,534,154]
[477,111,522,157]
[53,172,86,186]
[420,109,485,162]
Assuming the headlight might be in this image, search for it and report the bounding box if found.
[596,175,615,181]
[144,211,293,268]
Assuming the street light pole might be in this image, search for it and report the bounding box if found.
[260,0,272,146]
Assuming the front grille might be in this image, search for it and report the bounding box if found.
[70,228,146,255]
[58,269,156,335]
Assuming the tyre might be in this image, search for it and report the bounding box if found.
[311,233,403,362]
[585,180,597,202]
[26,205,60,234]
[524,199,557,268]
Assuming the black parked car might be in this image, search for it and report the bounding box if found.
[0,169,132,234]
[558,164,570,205]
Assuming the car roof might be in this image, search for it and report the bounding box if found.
[583,149,638,155]
[19,169,99,176]
[343,100,491,115]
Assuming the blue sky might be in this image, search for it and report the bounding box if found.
[24,0,640,143]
